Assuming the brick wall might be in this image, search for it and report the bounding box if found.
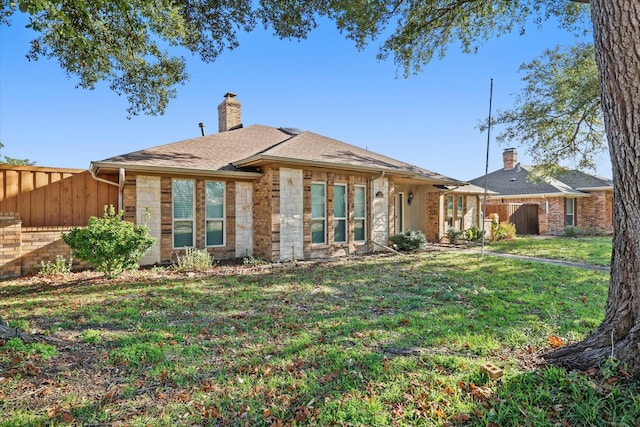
[578,191,613,234]
[253,168,277,261]
[0,213,21,277]
[425,192,440,241]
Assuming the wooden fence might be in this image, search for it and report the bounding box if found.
[0,165,119,227]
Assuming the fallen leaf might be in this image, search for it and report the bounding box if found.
[547,335,564,348]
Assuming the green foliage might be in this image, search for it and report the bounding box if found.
[563,226,604,238]
[389,230,427,252]
[488,236,612,266]
[464,225,485,242]
[492,221,517,241]
[173,248,214,272]
[1,1,590,116]
[1,338,58,359]
[0,142,34,165]
[489,43,604,176]
[80,329,102,344]
[62,205,156,278]
[444,227,463,244]
[38,255,73,276]
[243,255,269,266]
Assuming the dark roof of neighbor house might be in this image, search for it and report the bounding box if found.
[92,124,462,185]
[468,164,612,197]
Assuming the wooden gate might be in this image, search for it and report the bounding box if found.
[509,203,539,235]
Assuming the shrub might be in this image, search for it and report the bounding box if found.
[173,248,214,272]
[562,226,605,237]
[38,255,73,276]
[463,225,485,243]
[444,227,463,244]
[389,230,427,252]
[62,205,156,278]
[491,221,517,241]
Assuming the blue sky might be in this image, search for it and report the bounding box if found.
[0,11,610,181]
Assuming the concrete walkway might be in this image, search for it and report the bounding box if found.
[426,244,611,273]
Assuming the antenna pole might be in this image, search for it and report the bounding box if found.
[481,79,493,257]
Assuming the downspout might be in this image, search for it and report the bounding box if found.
[89,165,125,211]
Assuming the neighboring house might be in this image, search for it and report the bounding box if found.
[469,148,613,235]
[89,93,484,265]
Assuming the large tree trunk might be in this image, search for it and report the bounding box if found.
[545,0,640,373]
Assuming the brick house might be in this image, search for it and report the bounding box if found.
[89,93,484,265]
[468,148,614,235]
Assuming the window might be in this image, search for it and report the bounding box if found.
[456,195,464,230]
[206,181,225,246]
[446,195,454,228]
[173,179,194,248]
[565,198,576,226]
[354,185,366,241]
[333,184,347,243]
[311,183,326,244]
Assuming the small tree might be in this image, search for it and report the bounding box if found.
[62,205,156,278]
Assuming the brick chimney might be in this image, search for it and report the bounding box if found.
[503,148,517,170]
[217,92,242,132]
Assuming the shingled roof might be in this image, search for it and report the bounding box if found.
[92,124,462,185]
[468,164,612,197]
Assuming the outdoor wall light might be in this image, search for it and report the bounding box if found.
[407,191,414,205]
[375,190,384,198]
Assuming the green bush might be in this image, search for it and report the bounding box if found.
[563,226,605,237]
[62,205,156,278]
[444,227,463,244]
[389,230,427,252]
[491,221,517,241]
[173,248,214,272]
[463,225,485,242]
[38,255,73,276]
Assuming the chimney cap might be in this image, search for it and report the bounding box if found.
[223,92,237,99]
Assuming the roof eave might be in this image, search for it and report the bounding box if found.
[575,186,613,192]
[233,155,462,185]
[90,161,263,180]
[487,191,590,199]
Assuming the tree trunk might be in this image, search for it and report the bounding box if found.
[545,0,640,373]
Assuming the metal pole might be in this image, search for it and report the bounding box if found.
[481,79,494,257]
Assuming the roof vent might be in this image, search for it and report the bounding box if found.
[279,127,304,135]
[510,177,517,182]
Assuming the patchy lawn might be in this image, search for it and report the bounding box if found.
[487,236,612,266]
[1,251,637,426]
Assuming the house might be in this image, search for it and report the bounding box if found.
[468,148,613,235]
[89,93,485,265]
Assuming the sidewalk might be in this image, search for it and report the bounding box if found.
[426,243,611,273]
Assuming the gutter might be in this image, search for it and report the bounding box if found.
[90,162,263,180]
[89,163,125,210]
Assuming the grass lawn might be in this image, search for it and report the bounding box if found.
[487,236,613,266]
[1,251,637,426]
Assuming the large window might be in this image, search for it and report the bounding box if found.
[565,198,576,226]
[334,184,347,243]
[354,185,366,241]
[311,183,326,244]
[456,195,464,230]
[446,195,454,228]
[173,179,194,248]
[206,181,225,246]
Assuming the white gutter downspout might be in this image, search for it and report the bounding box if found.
[89,166,125,211]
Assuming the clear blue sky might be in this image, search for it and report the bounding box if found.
[0,12,610,181]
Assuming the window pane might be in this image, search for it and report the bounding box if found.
[334,185,346,217]
[173,180,193,219]
[354,187,365,217]
[311,184,325,218]
[355,219,365,241]
[206,220,224,246]
[311,220,325,244]
[566,199,574,215]
[174,221,193,247]
[206,182,224,218]
[334,219,346,242]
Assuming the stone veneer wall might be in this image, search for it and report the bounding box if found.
[370,177,389,249]
[136,176,161,266]
[464,195,478,229]
[235,181,254,258]
[279,168,304,261]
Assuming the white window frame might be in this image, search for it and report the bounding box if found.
[334,184,347,243]
[446,195,454,229]
[172,179,195,249]
[565,198,575,227]
[354,185,366,242]
[456,195,464,230]
[205,181,226,247]
[311,182,326,244]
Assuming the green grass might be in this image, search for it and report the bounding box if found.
[487,235,612,266]
[1,250,635,426]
